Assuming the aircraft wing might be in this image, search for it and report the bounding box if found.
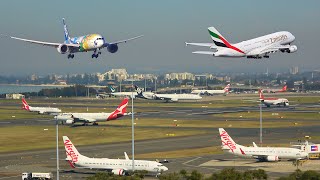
[5,35,80,48]
[74,117,97,123]
[108,35,144,45]
[251,44,291,55]
[192,51,215,55]
[185,42,216,47]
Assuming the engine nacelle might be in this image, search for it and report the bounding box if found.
[107,44,118,53]
[288,45,297,53]
[57,44,69,54]
[65,119,74,124]
[266,155,279,162]
[111,169,126,176]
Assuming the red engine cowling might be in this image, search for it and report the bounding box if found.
[267,155,279,161]
[57,44,69,54]
[111,169,126,176]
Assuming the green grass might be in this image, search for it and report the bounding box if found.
[212,112,320,120]
[288,96,320,104]
[0,125,208,153]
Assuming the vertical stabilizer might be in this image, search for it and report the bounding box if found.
[259,89,264,100]
[107,98,129,120]
[22,98,30,111]
[219,128,237,152]
[109,86,116,93]
[62,18,71,43]
[224,84,230,93]
[63,136,82,165]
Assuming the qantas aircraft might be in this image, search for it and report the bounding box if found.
[22,98,61,115]
[219,128,308,161]
[55,98,128,125]
[63,136,168,176]
[264,85,287,93]
[135,85,202,102]
[3,18,143,59]
[259,89,289,107]
[191,84,230,95]
[186,27,297,59]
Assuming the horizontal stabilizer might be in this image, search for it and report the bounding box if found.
[192,51,215,55]
[185,42,215,47]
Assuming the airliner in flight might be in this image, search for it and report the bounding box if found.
[22,98,61,115]
[259,89,289,107]
[63,136,168,176]
[219,128,308,161]
[191,84,230,95]
[3,18,143,59]
[135,85,202,102]
[55,98,128,125]
[186,27,297,59]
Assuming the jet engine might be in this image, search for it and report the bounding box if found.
[111,169,126,176]
[107,44,118,53]
[288,45,298,53]
[266,156,279,162]
[57,44,69,54]
[65,119,74,124]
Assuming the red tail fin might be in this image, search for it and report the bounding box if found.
[281,85,287,92]
[107,98,129,121]
[259,89,264,100]
[224,84,230,93]
[22,98,30,111]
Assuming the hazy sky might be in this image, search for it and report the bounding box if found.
[0,0,319,76]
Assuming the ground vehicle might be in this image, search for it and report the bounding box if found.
[22,172,53,180]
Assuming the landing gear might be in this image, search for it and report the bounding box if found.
[93,122,99,126]
[67,54,75,59]
[91,54,99,58]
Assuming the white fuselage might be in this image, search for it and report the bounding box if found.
[217,31,295,57]
[262,98,289,107]
[56,112,112,122]
[111,92,136,98]
[74,155,168,174]
[223,145,308,160]
[154,93,202,101]
[191,89,226,95]
[29,106,61,114]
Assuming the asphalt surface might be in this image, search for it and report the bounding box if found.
[0,96,319,179]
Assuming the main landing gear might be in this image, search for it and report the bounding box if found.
[67,54,75,59]
[92,50,102,58]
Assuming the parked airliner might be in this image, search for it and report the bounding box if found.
[259,89,289,107]
[191,84,230,95]
[109,86,137,99]
[2,18,143,59]
[135,85,202,102]
[264,85,287,93]
[63,136,168,176]
[186,27,297,59]
[22,98,61,115]
[219,128,308,161]
[55,98,128,125]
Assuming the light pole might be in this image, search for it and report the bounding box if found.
[131,80,134,172]
[55,116,59,180]
[259,101,263,146]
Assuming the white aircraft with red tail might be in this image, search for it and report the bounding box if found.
[264,85,287,93]
[259,89,289,107]
[186,27,297,59]
[56,98,128,125]
[63,136,168,176]
[191,84,230,95]
[219,128,308,162]
[22,98,61,115]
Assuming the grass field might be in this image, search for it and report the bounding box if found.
[0,125,209,153]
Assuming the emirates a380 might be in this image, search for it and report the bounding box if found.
[186,27,297,59]
[3,18,143,59]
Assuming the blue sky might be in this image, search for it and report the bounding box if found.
[0,0,319,75]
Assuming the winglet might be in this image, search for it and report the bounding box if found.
[124,152,130,160]
[62,18,71,42]
[253,142,258,147]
